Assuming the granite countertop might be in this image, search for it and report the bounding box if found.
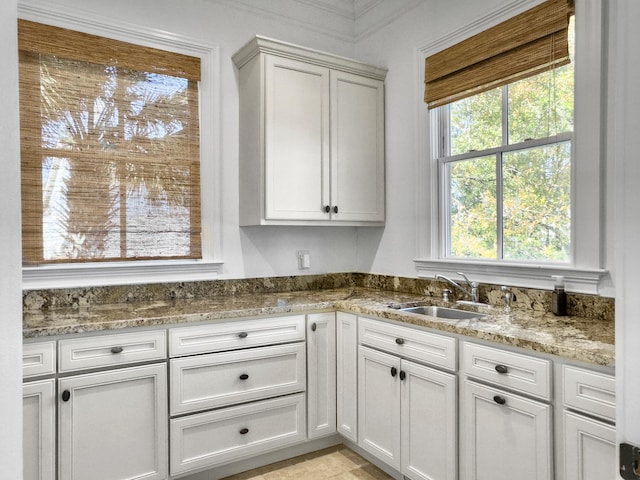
[23,287,615,367]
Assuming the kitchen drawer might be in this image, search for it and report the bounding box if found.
[358,317,456,371]
[58,330,166,372]
[462,342,552,400]
[170,342,306,415]
[23,341,56,378]
[170,393,306,475]
[169,315,305,357]
[563,365,615,422]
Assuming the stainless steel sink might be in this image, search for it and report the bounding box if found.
[400,305,486,320]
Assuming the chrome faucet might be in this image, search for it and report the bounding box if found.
[435,272,480,303]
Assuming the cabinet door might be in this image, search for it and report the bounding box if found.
[401,360,457,480]
[336,312,358,442]
[264,55,330,220]
[462,380,553,480]
[330,70,385,222]
[23,380,55,480]
[58,364,168,480]
[564,411,616,480]
[307,312,337,439]
[358,345,401,470]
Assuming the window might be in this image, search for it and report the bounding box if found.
[440,20,574,263]
[19,19,202,265]
[417,0,606,293]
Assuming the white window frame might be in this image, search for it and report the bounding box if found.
[19,1,223,289]
[414,0,607,294]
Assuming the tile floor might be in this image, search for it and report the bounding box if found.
[221,445,393,480]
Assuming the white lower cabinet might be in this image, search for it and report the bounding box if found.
[168,315,308,476]
[23,379,55,480]
[563,411,615,480]
[562,365,616,480]
[461,341,553,480]
[58,363,168,480]
[336,312,358,442]
[462,380,553,480]
[358,343,457,480]
[170,393,307,475]
[307,312,337,439]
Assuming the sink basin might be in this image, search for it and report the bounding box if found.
[400,305,486,320]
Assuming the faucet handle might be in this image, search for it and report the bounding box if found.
[457,271,478,287]
[501,286,513,313]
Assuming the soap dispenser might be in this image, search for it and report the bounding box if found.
[551,275,567,316]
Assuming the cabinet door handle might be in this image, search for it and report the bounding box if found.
[399,370,406,381]
[493,395,507,405]
[324,205,331,213]
[239,428,249,435]
[238,332,248,339]
[239,373,249,380]
[333,206,338,214]
[395,338,404,345]
[110,346,123,354]
[390,366,398,377]
[62,390,71,402]
[495,364,509,374]
[311,322,317,332]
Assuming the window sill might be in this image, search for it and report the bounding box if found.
[23,260,224,290]
[414,259,607,295]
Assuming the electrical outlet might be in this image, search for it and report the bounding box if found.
[297,250,310,270]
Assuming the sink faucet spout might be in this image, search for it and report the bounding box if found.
[436,272,480,303]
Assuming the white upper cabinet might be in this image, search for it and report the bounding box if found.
[233,36,386,226]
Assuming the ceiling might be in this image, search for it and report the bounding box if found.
[209,0,423,41]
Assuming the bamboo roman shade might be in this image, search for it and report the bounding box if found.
[424,0,575,109]
[18,19,202,264]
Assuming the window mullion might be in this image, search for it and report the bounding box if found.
[496,152,504,260]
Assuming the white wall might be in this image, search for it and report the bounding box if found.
[611,0,640,457]
[0,0,24,477]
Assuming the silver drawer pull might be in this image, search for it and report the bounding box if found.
[110,346,124,354]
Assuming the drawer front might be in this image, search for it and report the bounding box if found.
[23,341,56,378]
[563,365,615,422]
[462,342,552,400]
[358,317,456,371]
[170,342,306,415]
[58,330,166,372]
[170,393,306,476]
[169,315,306,357]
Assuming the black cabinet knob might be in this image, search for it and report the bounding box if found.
[62,390,71,402]
[390,366,397,377]
[311,323,317,332]
[333,206,338,214]
[239,428,249,435]
[495,364,509,374]
[395,338,404,345]
[110,346,123,354]
[493,395,507,405]
[238,332,248,339]
[239,373,249,380]
[324,205,331,213]
[399,370,406,381]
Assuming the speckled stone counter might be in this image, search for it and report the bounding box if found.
[23,284,615,367]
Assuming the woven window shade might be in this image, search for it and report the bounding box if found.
[18,20,202,264]
[424,0,575,109]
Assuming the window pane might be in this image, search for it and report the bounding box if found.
[508,17,574,143]
[448,155,497,259]
[449,87,502,155]
[503,142,571,262]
